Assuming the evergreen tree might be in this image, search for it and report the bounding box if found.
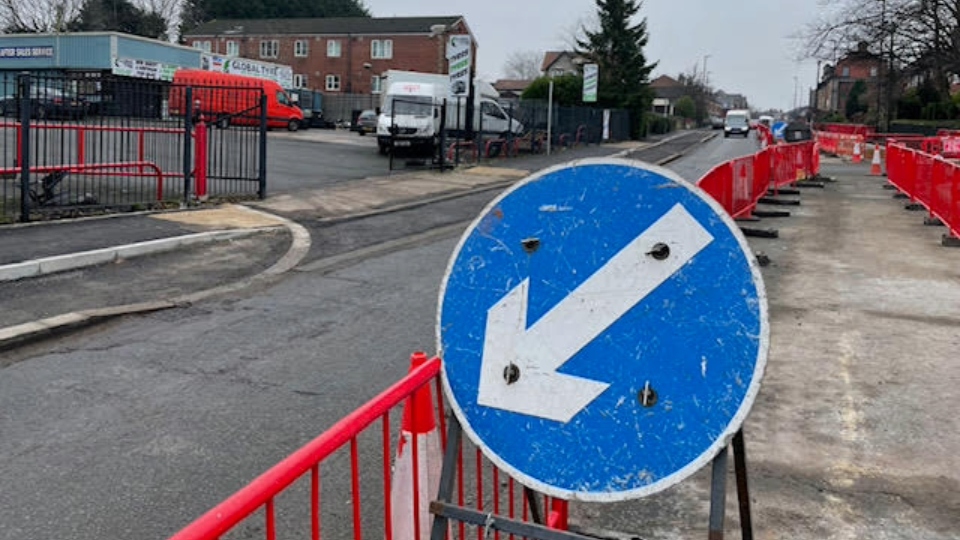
[69,0,167,39]
[180,0,370,36]
[576,0,657,137]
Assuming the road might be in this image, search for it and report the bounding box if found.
[3,132,956,540]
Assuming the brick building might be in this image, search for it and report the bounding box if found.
[816,42,881,115]
[183,16,476,94]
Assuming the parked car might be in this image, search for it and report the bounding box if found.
[0,86,88,120]
[353,109,378,135]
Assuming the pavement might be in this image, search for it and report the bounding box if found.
[1,134,698,350]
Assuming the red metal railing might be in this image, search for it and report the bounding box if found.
[1,161,165,200]
[169,355,566,540]
[6,120,183,170]
[7,120,208,199]
[887,143,960,239]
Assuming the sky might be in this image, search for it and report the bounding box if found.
[363,0,824,111]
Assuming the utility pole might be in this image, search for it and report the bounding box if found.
[793,75,799,111]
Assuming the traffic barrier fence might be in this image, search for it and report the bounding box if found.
[886,143,960,240]
[814,123,875,136]
[697,140,818,218]
[169,354,567,540]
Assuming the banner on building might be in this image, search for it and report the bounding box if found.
[446,34,472,98]
[583,63,599,103]
[112,57,177,81]
[202,54,294,89]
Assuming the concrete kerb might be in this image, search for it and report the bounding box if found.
[0,207,312,349]
[0,228,279,283]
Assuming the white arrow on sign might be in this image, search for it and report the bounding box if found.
[478,203,715,423]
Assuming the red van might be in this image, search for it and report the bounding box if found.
[169,69,304,131]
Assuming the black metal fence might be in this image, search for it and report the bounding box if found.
[322,93,380,127]
[510,100,632,146]
[0,71,267,223]
[377,96,633,172]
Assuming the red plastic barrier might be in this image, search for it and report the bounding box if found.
[815,131,864,159]
[447,140,478,162]
[815,123,875,136]
[887,143,960,239]
[697,141,817,219]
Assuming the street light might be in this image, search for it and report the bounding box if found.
[702,55,711,86]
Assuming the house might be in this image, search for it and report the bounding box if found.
[183,16,476,94]
[650,75,687,116]
[493,79,533,101]
[815,42,881,115]
[540,51,585,77]
[714,90,748,111]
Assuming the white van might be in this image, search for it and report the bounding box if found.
[724,109,751,138]
[376,70,523,155]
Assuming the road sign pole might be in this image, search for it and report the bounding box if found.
[708,446,729,540]
[733,430,754,540]
[429,415,595,540]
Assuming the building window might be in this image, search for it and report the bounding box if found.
[294,40,309,58]
[225,40,239,56]
[325,74,341,91]
[550,68,564,77]
[372,76,382,94]
[842,66,850,77]
[371,39,393,59]
[294,74,308,88]
[327,39,341,58]
[870,66,878,77]
[260,40,279,59]
[192,41,211,52]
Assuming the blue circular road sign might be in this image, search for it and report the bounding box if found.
[437,158,768,501]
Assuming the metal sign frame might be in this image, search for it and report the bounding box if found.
[429,415,755,540]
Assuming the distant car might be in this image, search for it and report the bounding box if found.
[0,85,88,120]
[354,109,378,135]
[710,116,724,129]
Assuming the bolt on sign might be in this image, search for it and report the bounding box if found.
[446,34,472,98]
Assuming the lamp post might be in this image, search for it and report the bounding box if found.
[702,55,711,86]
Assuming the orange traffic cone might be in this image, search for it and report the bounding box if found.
[390,352,442,540]
[870,143,883,175]
[852,141,863,163]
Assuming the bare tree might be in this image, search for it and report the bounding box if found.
[796,0,960,126]
[0,0,84,31]
[503,50,542,80]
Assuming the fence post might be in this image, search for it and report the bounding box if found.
[182,87,193,205]
[258,93,268,199]
[194,121,208,201]
[438,99,447,172]
[18,72,31,223]
[507,102,514,157]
